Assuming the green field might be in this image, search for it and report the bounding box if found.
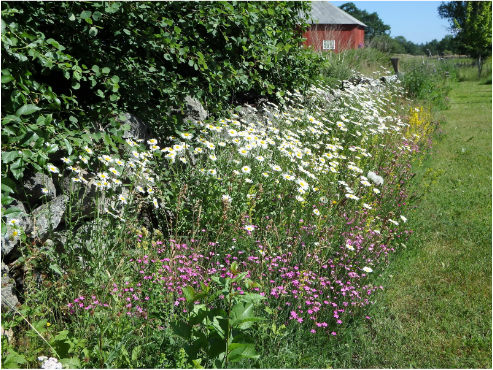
[329,80,492,368]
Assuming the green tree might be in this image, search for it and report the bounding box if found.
[438,1,492,75]
[339,2,391,41]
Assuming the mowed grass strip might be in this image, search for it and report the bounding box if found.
[330,81,492,369]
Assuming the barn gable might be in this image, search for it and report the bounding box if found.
[301,1,367,53]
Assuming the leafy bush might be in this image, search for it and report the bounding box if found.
[1,1,324,183]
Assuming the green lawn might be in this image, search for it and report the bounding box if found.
[329,80,492,369]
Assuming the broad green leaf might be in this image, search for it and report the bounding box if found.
[237,293,266,304]
[2,151,20,164]
[89,27,98,36]
[170,321,191,339]
[63,138,73,155]
[102,67,110,74]
[46,144,59,154]
[2,351,27,368]
[80,10,92,19]
[191,359,204,369]
[228,345,260,362]
[2,195,15,206]
[68,13,76,21]
[2,115,21,124]
[1,75,14,84]
[111,75,120,83]
[211,317,227,340]
[1,178,16,193]
[181,285,196,303]
[231,332,255,345]
[92,11,103,21]
[15,104,41,116]
[59,357,81,369]
[230,303,256,329]
[131,345,141,362]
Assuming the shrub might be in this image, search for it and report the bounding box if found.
[1,1,324,183]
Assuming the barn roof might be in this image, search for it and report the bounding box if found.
[302,1,367,27]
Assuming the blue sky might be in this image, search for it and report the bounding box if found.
[329,1,453,44]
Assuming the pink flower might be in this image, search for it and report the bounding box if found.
[310,329,316,334]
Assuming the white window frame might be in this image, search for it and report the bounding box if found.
[323,40,336,50]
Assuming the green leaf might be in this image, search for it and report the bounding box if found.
[63,138,73,155]
[238,293,266,304]
[171,321,191,339]
[2,207,23,217]
[102,67,110,74]
[71,81,80,90]
[1,75,14,84]
[92,65,100,74]
[2,151,20,164]
[68,13,76,21]
[191,359,204,369]
[59,357,81,369]
[89,27,98,36]
[211,317,226,340]
[15,104,41,116]
[2,351,27,368]
[1,178,16,194]
[123,29,131,35]
[228,345,260,362]
[182,285,196,303]
[230,303,257,329]
[46,144,59,154]
[103,133,113,147]
[2,195,15,206]
[111,75,120,83]
[80,10,92,20]
[92,11,103,21]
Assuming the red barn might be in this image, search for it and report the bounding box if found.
[302,1,366,53]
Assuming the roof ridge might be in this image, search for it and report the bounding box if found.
[301,1,367,27]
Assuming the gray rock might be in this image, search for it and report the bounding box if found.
[2,200,32,256]
[27,195,68,241]
[1,277,18,311]
[121,113,155,143]
[22,172,56,206]
[1,325,14,342]
[380,75,398,84]
[183,96,208,123]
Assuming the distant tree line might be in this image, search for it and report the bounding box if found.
[339,1,492,58]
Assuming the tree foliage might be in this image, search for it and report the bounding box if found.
[438,1,492,67]
[339,2,391,41]
[1,1,323,182]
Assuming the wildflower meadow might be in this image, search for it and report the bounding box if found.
[2,62,447,368]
